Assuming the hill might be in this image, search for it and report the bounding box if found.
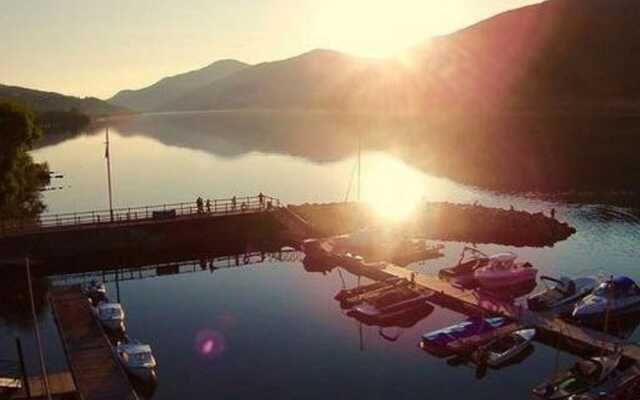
[150,0,640,114]
[0,84,127,117]
[108,59,248,111]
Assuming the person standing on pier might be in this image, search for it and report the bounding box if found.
[258,192,265,209]
[206,199,211,213]
[232,196,237,211]
[550,208,556,220]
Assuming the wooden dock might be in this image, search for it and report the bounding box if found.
[49,286,137,400]
[8,372,76,399]
[328,244,640,362]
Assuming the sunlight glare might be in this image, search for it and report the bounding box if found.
[360,153,426,221]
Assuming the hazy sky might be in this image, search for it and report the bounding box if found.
[1,0,541,99]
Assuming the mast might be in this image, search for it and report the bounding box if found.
[26,257,52,400]
[105,127,114,222]
[357,131,361,202]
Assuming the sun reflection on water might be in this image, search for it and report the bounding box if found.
[358,152,428,221]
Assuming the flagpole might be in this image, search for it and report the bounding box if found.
[105,127,114,222]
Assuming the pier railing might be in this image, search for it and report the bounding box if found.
[0,195,280,237]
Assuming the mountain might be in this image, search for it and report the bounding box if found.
[151,0,640,114]
[159,49,423,112]
[108,59,248,111]
[0,84,127,116]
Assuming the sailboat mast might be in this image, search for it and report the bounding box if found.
[105,127,114,222]
[357,131,361,202]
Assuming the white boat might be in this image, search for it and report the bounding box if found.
[527,276,599,311]
[473,252,537,290]
[93,301,126,332]
[116,341,157,382]
[477,328,536,367]
[572,276,640,322]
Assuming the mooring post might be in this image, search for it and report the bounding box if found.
[15,337,30,399]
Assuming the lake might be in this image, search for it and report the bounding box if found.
[2,111,640,399]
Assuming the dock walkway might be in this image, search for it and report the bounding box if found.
[49,286,137,400]
[330,245,640,362]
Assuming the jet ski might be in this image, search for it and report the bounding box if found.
[572,276,640,323]
[528,276,599,312]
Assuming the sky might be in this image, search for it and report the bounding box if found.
[1,0,541,99]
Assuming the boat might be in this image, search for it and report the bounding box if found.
[528,276,599,311]
[532,352,622,399]
[93,301,126,332]
[420,317,508,358]
[348,285,434,325]
[474,328,536,368]
[568,360,640,400]
[116,340,158,382]
[335,277,404,302]
[439,247,490,287]
[572,276,640,323]
[473,252,537,290]
[337,278,409,309]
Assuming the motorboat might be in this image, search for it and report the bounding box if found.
[338,278,409,309]
[572,276,640,323]
[532,352,622,399]
[335,277,404,302]
[567,360,640,400]
[93,301,126,332]
[528,276,599,312]
[116,340,157,382]
[420,317,508,358]
[473,252,537,290]
[439,247,490,286]
[475,328,536,368]
[348,285,434,325]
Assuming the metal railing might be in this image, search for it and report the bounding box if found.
[0,195,281,237]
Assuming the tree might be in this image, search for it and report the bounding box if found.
[0,101,49,219]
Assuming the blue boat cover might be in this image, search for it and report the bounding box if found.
[613,276,637,291]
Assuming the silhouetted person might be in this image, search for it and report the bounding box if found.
[196,197,203,214]
[258,192,265,208]
[231,196,237,211]
[205,199,211,213]
[551,208,556,219]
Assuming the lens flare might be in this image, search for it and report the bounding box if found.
[195,329,225,359]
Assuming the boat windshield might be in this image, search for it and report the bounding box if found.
[99,306,123,320]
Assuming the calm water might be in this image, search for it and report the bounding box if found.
[3,111,640,399]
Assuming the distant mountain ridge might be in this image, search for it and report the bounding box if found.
[107,0,640,114]
[0,84,126,116]
[108,59,248,111]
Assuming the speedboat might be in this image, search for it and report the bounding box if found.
[348,286,434,325]
[566,360,640,400]
[420,317,508,358]
[572,276,640,323]
[473,252,537,290]
[532,352,622,399]
[528,276,599,312]
[439,247,490,287]
[116,340,157,382]
[93,301,126,332]
[338,278,409,309]
[475,328,536,368]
